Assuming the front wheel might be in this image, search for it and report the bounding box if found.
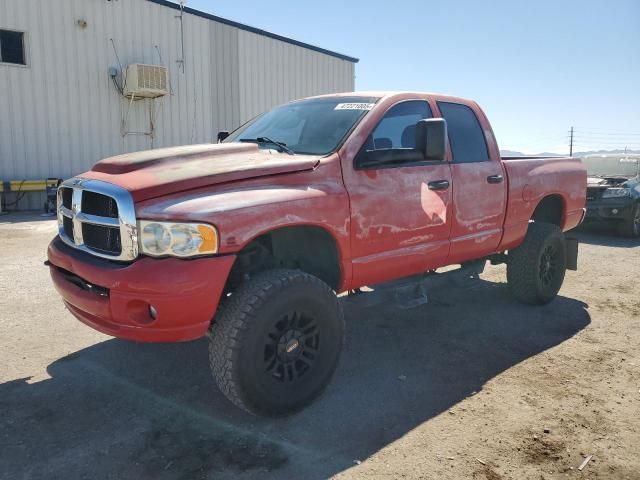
[209,269,344,416]
[617,203,640,238]
[507,222,567,305]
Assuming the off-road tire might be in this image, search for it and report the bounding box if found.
[507,222,567,305]
[617,203,640,238]
[209,269,344,416]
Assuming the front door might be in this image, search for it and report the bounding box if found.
[342,100,453,287]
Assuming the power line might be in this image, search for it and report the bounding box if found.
[574,131,640,137]
[565,127,640,154]
[573,138,640,143]
[573,140,640,145]
[576,133,640,138]
[507,127,640,154]
[573,126,640,135]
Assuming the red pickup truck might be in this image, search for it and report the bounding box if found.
[47,92,587,416]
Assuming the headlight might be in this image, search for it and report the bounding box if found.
[138,221,218,257]
[602,188,631,199]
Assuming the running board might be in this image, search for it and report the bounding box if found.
[347,260,487,310]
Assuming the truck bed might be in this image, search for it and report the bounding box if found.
[501,156,567,160]
[498,155,587,250]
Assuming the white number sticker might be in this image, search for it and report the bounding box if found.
[334,103,375,111]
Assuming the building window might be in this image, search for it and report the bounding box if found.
[0,29,26,65]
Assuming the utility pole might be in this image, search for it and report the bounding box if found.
[569,126,574,157]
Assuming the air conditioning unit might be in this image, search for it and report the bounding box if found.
[123,64,168,98]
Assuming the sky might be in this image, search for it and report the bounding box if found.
[188,0,640,154]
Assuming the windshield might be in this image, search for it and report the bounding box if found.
[224,96,379,155]
[582,155,640,177]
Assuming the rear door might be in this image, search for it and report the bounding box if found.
[342,100,453,287]
[437,101,507,263]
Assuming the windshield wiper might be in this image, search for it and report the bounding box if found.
[239,137,294,155]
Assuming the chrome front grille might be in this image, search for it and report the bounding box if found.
[57,178,138,261]
[586,186,607,202]
[82,190,119,218]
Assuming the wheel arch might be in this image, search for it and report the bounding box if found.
[531,194,566,227]
[225,224,343,292]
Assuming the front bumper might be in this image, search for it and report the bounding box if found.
[47,237,236,342]
[585,199,635,222]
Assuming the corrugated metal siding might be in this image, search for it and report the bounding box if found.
[0,0,355,209]
[237,30,355,122]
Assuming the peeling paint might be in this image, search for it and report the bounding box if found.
[61,92,587,299]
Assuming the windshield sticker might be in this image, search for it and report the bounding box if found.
[334,103,375,111]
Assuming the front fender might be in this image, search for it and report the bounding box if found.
[135,160,353,285]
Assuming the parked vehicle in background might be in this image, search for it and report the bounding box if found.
[47,92,587,416]
[583,155,640,237]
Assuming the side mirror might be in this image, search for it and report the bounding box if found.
[217,131,230,143]
[416,118,447,161]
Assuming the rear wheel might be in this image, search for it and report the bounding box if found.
[617,203,640,238]
[507,222,567,305]
[209,269,344,416]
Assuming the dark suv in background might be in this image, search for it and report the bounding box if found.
[583,155,640,237]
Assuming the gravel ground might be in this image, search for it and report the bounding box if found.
[1,213,638,480]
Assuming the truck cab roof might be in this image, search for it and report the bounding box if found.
[306,91,475,105]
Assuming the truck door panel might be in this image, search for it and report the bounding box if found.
[437,101,507,264]
[342,100,453,287]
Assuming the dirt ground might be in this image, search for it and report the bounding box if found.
[1,213,638,480]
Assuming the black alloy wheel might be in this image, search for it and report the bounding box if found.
[264,311,320,383]
[209,269,344,416]
[507,222,567,305]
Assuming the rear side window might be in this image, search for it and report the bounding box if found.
[0,29,26,65]
[367,100,433,150]
[437,102,489,163]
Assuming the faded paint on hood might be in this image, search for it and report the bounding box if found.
[83,143,321,201]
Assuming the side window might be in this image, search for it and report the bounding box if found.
[367,101,433,150]
[437,102,489,163]
[0,29,26,65]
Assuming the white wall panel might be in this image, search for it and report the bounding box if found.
[0,0,356,209]
[237,30,355,122]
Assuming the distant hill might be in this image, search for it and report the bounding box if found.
[500,150,530,157]
[500,149,640,157]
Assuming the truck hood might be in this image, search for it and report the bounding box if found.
[84,143,321,201]
[587,175,636,188]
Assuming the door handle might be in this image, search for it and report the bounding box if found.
[487,174,504,184]
[428,180,450,191]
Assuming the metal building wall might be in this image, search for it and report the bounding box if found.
[237,30,356,122]
[0,0,356,209]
